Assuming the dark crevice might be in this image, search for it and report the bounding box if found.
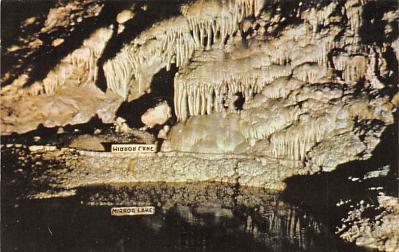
[0,116,112,147]
[1,0,54,54]
[20,1,126,88]
[116,65,177,129]
[281,118,398,233]
[2,1,126,87]
[234,92,245,111]
[360,0,399,45]
[381,46,399,97]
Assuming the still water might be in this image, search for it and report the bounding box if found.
[2,183,365,252]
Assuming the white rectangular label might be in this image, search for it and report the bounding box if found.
[111,206,155,216]
[111,144,156,153]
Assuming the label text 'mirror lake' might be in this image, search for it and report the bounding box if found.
[111,206,155,216]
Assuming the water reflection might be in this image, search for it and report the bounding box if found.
[2,183,362,251]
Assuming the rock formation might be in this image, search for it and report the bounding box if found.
[1,0,398,177]
[337,194,399,252]
[1,0,398,249]
[1,0,398,184]
[141,101,172,128]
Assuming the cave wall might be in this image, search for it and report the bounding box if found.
[1,0,398,174]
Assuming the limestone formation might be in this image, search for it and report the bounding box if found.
[116,10,134,24]
[1,0,397,179]
[141,101,172,128]
[1,27,122,134]
[1,0,398,249]
[337,195,399,252]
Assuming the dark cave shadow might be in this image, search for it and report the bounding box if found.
[360,0,399,46]
[281,117,398,229]
[0,116,112,147]
[3,0,189,89]
[2,1,130,87]
[1,0,53,49]
[116,64,177,130]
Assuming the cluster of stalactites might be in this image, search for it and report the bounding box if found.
[305,2,338,35]
[28,27,113,96]
[103,51,132,99]
[104,0,266,100]
[174,63,292,121]
[302,0,366,36]
[174,77,263,121]
[344,0,365,34]
[185,0,262,46]
[103,27,198,100]
[333,54,368,83]
[270,117,330,161]
[242,107,301,140]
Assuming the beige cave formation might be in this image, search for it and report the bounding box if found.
[1,1,398,250]
[1,0,398,191]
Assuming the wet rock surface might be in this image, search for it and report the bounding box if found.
[1,179,366,252]
[1,122,397,251]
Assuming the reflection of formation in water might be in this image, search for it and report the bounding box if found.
[81,183,331,251]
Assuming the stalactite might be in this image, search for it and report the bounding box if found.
[344,0,363,34]
[293,63,330,83]
[174,70,292,121]
[104,0,267,100]
[27,27,113,96]
[270,117,330,161]
[303,2,337,37]
[333,55,368,83]
[366,49,385,89]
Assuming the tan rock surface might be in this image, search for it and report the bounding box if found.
[1,0,398,195]
[141,101,172,128]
